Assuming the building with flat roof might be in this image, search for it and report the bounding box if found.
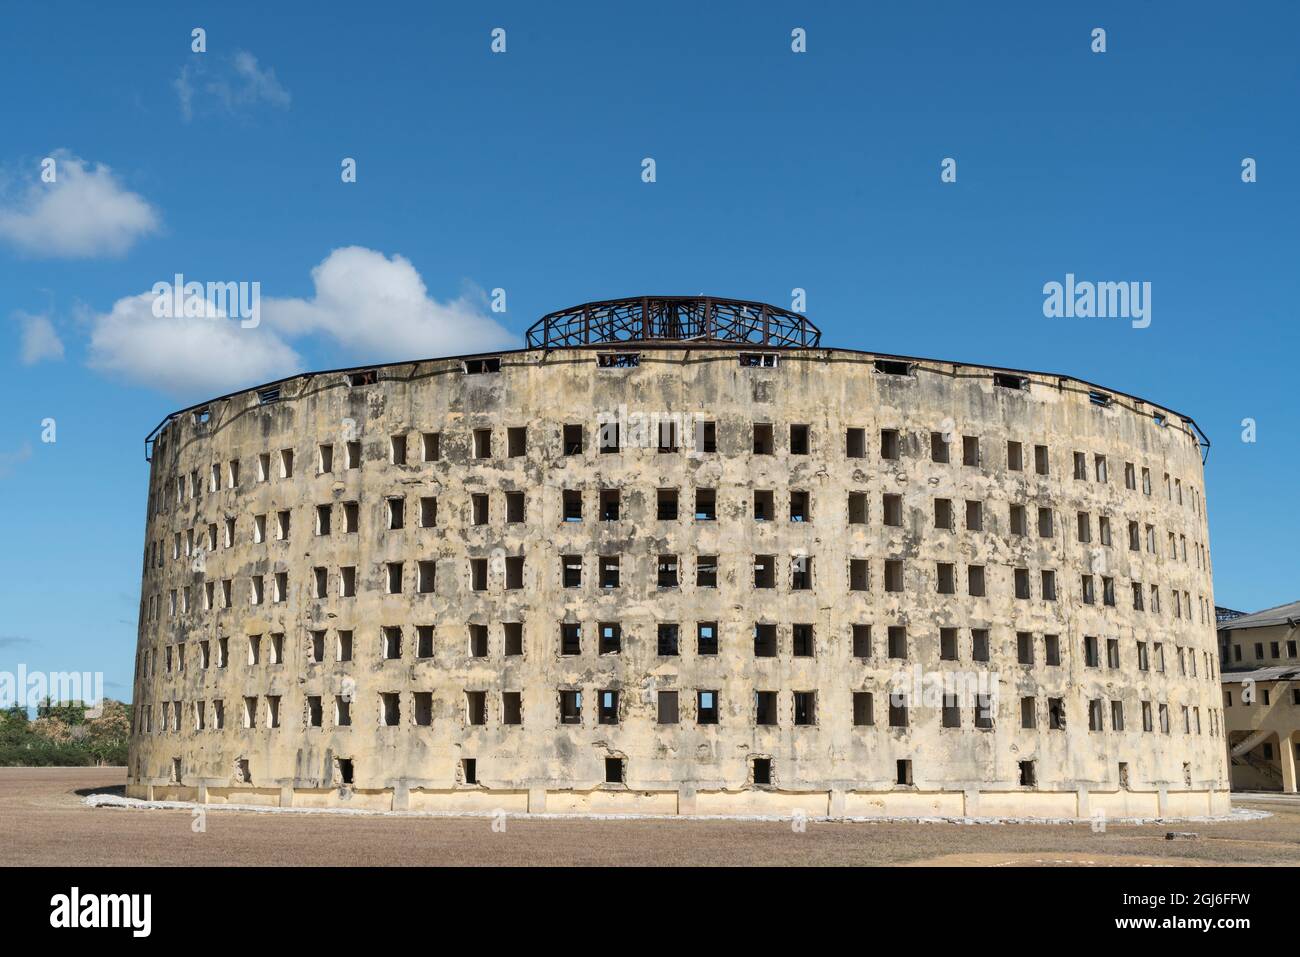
[1218,600,1300,792]
[128,296,1228,818]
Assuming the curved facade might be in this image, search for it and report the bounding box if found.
[129,308,1229,818]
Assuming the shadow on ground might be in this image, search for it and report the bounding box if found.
[74,783,125,798]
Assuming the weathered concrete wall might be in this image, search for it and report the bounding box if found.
[127,346,1229,816]
[1221,622,1299,670]
[1220,618,1299,792]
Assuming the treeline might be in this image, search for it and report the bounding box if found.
[0,699,130,766]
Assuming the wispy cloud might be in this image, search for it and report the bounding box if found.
[0,150,160,258]
[16,312,64,364]
[175,50,291,122]
[173,69,194,122]
[0,444,32,480]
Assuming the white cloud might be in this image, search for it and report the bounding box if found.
[0,151,160,258]
[87,293,301,399]
[263,246,516,360]
[84,247,516,400]
[175,51,290,122]
[16,312,64,364]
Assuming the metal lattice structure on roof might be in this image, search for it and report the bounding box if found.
[525,296,821,350]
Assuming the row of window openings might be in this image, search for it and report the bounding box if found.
[141,625,1214,677]
[148,508,1210,610]
[165,749,1217,792]
[169,753,531,790]
[145,560,1212,621]
[146,690,867,731]
[148,498,1208,582]
[1223,687,1300,708]
[1081,700,1218,737]
[148,689,725,730]
[923,438,1196,514]
[170,420,676,508]
[163,429,1200,524]
[552,559,1125,605]
[143,625,511,674]
[1229,640,1300,663]
[1081,636,1216,678]
[171,432,1194,479]
[141,691,1221,743]
[174,424,824,492]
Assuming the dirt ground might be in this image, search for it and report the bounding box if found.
[3,767,1299,866]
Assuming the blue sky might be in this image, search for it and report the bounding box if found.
[0,1,1296,698]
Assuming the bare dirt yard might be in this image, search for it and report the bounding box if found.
[4,767,1298,866]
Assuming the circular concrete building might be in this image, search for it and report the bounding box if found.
[129,296,1230,818]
